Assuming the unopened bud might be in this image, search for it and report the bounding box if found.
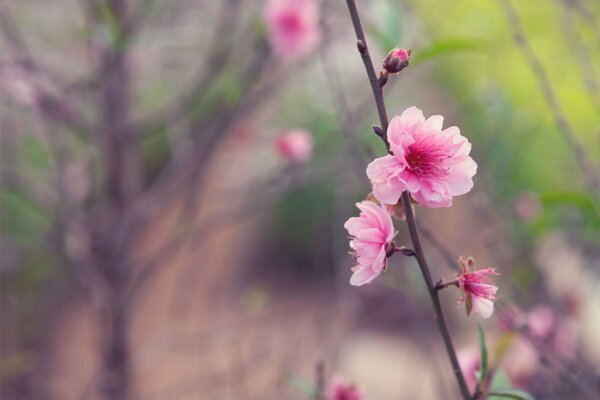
[382,48,411,74]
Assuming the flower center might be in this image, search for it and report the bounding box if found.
[406,141,450,178]
[277,11,304,35]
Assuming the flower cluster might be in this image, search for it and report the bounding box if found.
[343,101,498,317]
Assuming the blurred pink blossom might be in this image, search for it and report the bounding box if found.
[275,129,313,163]
[514,192,542,221]
[526,305,555,340]
[344,201,396,286]
[263,0,321,60]
[367,106,477,208]
[1,66,39,106]
[326,374,363,400]
[457,347,481,394]
[456,257,499,318]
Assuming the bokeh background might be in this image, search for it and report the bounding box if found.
[1,0,600,399]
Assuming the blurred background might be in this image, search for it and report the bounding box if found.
[1,0,599,399]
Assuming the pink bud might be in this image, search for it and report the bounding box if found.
[382,48,411,74]
[275,129,313,163]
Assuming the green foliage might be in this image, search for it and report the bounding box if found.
[0,191,49,247]
[411,39,487,66]
[287,375,317,398]
[488,388,535,400]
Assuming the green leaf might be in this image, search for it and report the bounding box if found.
[488,388,535,400]
[0,190,49,246]
[287,376,317,398]
[477,323,488,383]
[490,370,511,390]
[410,39,487,66]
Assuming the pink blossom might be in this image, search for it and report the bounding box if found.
[366,106,477,208]
[344,201,396,286]
[275,129,313,163]
[456,257,499,318]
[526,305,555,340]
[326,374,363,400]
[263,0,321,60]
[457,347,481,394]
[514,192,542,221]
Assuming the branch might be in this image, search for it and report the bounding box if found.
[343,1,471,398]
[499,0,600,204]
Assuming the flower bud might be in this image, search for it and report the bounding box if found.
[382,48,411,74]
[275,129,313,163]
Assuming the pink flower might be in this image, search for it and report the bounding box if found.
[456,257,499,318]
[526,305,555,340]
[382,48,411,74]
[275,129,313,163]
[326,374,364,400]
[344,201,396,286]
[457,347,481,394]
[263,0,321,60]
[366,106,477,208]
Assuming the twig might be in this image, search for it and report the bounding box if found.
[343,1,471,398]
[499,0,600,204]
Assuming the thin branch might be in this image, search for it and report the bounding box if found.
[343,1,471,398]
[499,0,600,204]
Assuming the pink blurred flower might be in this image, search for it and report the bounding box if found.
[326,374,363,400]
[456,257,499,318]
[367,106,477,208]
[457,347,481,394]
[526,305,555,340]
[382,48,411,74]
[505,339,539,388]
[514,192,542,221]
[263,0,321,60]
[1,66,39,106]
[275,129,313,163]
[344,201,396,286]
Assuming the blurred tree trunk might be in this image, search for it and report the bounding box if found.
[96,0,138,399]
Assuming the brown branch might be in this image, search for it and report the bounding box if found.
[343,1,471,398]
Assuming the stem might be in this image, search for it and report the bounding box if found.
[401,192,471,400]
[344,0,390,152]
[344,1,471,398]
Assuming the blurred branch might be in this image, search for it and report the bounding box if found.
[499,0,600,205]
[130,0,242,137]
[0,8,92,137]
[559,0,600,113]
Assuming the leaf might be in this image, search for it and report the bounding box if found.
[539,191,600,222]
[490,370,511,391]
[477,323,488,383]
[410,39,487,66]
[287,376,317,398]
[488,388,535,400]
